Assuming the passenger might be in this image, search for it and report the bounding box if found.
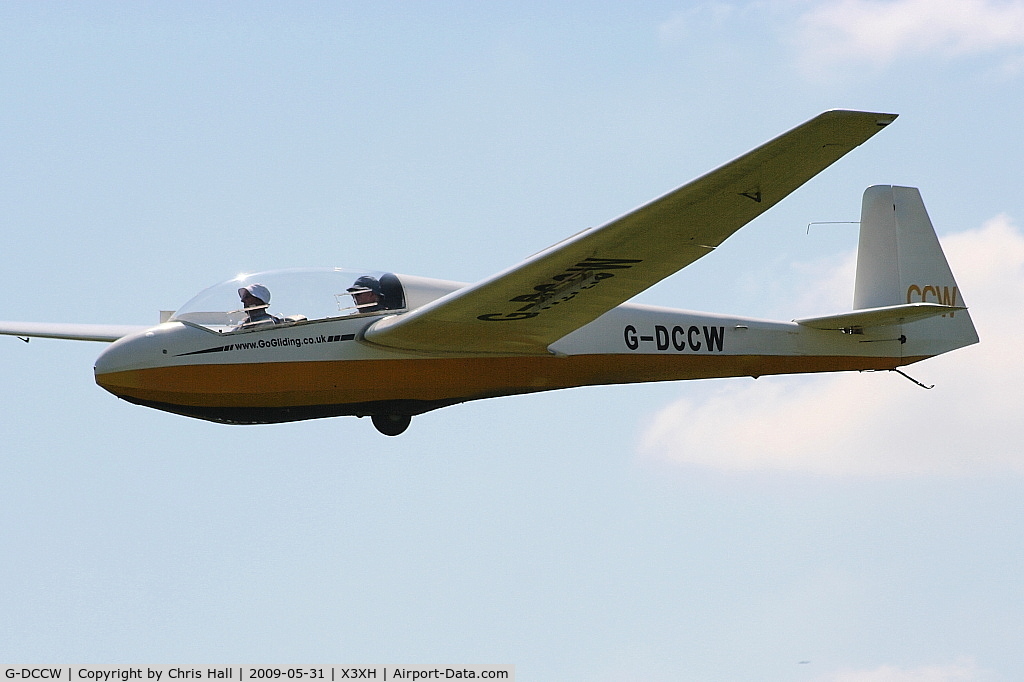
[347,276,386,313]
[236,283,281,327]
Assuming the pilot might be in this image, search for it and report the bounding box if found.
[237,283,281,327]
[347,276,386,313]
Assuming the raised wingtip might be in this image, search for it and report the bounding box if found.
[821,109,899,126]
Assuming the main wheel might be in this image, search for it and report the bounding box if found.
[371,413,412,436]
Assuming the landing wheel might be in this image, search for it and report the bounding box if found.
[371,413,412,436]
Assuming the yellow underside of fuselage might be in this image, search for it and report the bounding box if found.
[95,353,917,410]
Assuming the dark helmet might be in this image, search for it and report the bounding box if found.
[347,275,386,311]
[347,275,383,297]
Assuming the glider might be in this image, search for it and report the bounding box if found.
[1,110,978,435]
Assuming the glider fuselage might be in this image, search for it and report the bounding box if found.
[93,290,919,425]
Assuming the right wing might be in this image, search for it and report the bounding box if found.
[0,322,147,342]
[366,110,898,354]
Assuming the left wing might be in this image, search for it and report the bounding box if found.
[366,109,897,354]
[0,322,147,342]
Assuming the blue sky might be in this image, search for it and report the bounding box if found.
[2,2,1023,680]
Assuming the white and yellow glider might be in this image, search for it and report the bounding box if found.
[0,110,978,435]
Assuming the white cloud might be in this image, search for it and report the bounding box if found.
[639,214,1024,477]
[818,659,992,681]
[796,0,1024,76]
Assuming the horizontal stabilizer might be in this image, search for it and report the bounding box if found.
[795,302,965,331]
[0,322,147,342]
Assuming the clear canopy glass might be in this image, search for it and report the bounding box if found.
[170,267,398,332]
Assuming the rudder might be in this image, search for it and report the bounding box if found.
[853,185,978,359]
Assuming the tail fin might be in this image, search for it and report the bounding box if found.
[854,185,978,359]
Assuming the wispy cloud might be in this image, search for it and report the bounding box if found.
[639,214,1024,477]
[796,0,1024,76]
[817,659,992,681]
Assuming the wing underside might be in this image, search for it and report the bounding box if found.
[365,109,898,355]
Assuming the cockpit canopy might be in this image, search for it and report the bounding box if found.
[170,268,406,333]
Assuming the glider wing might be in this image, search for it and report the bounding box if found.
[0,322,147,342]
[366,109,897,354]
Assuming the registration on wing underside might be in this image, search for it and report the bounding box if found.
[477,257,644,322]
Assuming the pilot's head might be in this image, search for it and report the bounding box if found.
[347,276,383,311]
[238,283,271,308]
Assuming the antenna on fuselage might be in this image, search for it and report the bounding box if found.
[805,220,859,234]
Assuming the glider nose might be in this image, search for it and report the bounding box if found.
[94,325,171,398]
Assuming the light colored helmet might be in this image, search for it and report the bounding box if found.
[238,283,271,305]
